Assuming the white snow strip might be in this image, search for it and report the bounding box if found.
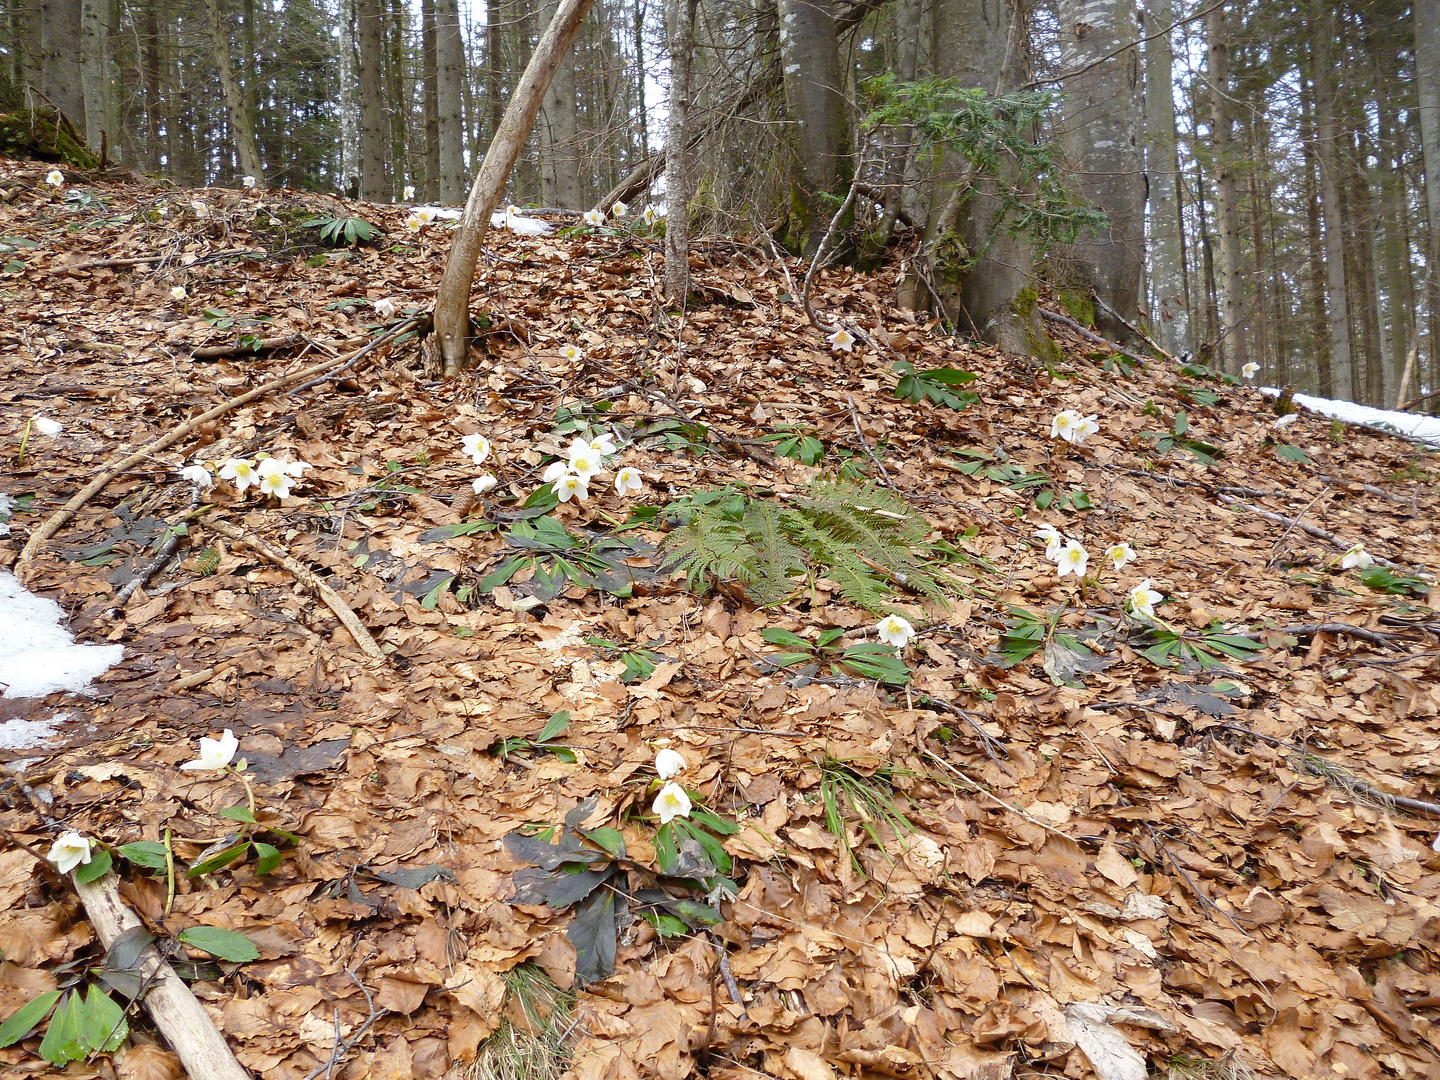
[0,714,66,751]
[489,211,554,236]
[0,571,124,698]
[1260,387,1440,445]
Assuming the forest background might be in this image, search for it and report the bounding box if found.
[5,0,1440,406]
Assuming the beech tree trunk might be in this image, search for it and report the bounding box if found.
[538,0,582,207]
[39,0,85,131]
[1143,0,1186,354]
[431,0,596,374]
[80,0,105,153]
[1416,0,1440,403]
[1206,4,1247,372]
[663,0,698,303]
[436,0,466,201]
[1057,0,1145,338]
[775,0,849,254]
[205,0,265,185]
[422,0,439,200]
[357,0,388,199]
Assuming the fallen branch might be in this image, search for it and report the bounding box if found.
[1038,307,1151,369]
[1089,289,1173,361]
[101,500,202,620]
[15,330,408,580]
[290,316,424,394]
[1216,494,1432,579]
[200,515,386,664]
[73,872,251,1080]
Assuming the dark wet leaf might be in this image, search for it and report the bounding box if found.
[373,863,455,888]
[568,885,619,984]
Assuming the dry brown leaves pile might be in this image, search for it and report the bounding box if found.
[1,161,1439,1080]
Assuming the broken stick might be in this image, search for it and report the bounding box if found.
[72,871,251,1080]
[201,515,387,664]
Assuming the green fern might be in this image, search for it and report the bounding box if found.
[659,480,957,612]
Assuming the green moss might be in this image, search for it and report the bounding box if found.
[1057,288,1094,328]
[0,112,100,168]
[1024,324,1066,366]
[1013,286,1039,320]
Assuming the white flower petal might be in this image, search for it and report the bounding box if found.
[655,748,686,779]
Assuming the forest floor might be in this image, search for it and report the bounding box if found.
[1,160,1439,1080]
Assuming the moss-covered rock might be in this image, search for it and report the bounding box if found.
[0,112,100,168]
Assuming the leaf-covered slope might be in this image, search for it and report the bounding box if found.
[0,160,1438,1080]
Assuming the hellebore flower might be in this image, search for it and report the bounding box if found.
[1340,543,1374,570]
[473,474,498,494]
[46,169,65,187]
[1055,540,1089,578]
[875,614,915,649]
[1104,542,1138,571]
[461,433,491,465]
[583,209,604,227]
[653,782,692,823]
[1034,524,1063,561]
[1241,362,1259,379]
[655,748,686,779]
[614,467,643,496]
[219,458,259,493]
[555,472,589,503]
[1128,579,1163,621]
[181,464,214,490]
[826,328,855,352]
[180,729,239,771]
[33,416,62,437]
[48,832,92,874]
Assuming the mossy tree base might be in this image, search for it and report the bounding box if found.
[0,112,100,169]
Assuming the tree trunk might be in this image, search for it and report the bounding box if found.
[1057,0,1145,338]
[1206,4,1247,373]
[537,0,582,207]
[386,0,408,198]
[1415,0,1440,408]
[38,0,85,133]
[1300,77,1332,395]
[436,0,466,201]
[1143,0,1186,354]
[80,0,105,153]
[143,0,163,172]
[1312,12,1356,401]
[664,0,698,303]
[923,0,1043,356]
[205,0,265,185]
[338,0,361,190]
[422,0,439,200]
[357,0,388,200]
[431,0,597,374]
[774,0,849,254]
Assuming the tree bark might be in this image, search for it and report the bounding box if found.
[663,0,698,303]
[79,0,105,153]
[1206,4,1247,373]
[775,0,850,254]
[357,0,388,199]
[1312,11,1356,401]
[422,0,439,200]
[205,0,265,185]
[1057,0,1145,338]
[1300,77,1332,395]
[142,0,163,172]
[538,0,582,207]
[38,0,85,133]
[436,0,467,201]
[925,0,1043,356]
[1415,0,1440,408]
[338,0,361,188]
[385,0,408,198]
[1143,0,1186,355]
[431,0,597,374]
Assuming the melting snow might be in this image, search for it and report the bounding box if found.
[0,571,124,699]
[1260,387,1440,445]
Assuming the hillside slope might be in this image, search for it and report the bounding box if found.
[1,162,1438,1080]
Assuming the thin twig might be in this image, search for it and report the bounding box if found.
[305,969,387,1080]
[800,134,871,328]
[845,394,895,489]
[290,316,424,394]
[102,495,204,619]
[1218,494,1431,578]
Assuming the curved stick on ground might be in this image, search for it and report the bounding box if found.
[201,515,387,664]
[73,871,252,1080]
[14,347,371,580]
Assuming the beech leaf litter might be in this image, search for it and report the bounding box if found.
[2,164,1439,1080]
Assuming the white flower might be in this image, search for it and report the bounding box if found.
[554,472,589,503]
[1055,540,1089,578]
[33,416,62,437]
[506,204,521,215]
[542,461,570,484]
[375,297,397,319]
[1034,524,1063,560]
[1340,543,1373,570]
[566,442,602,479]
[587,431,617,456]
[1241,362,1259,379]
[256,458,295,499]
[461,433,491,465]
[473,474,498,494]
[191,200,209,218]
[180,729,239,771]
[1051,409,1100,445]
[653,782,692,823]
[875,614,915,649]
[611,200,628,218]
[181,464,214,490]
[1104,542,1137,571]
[641,207,657,225]
[170,286,187,301]
[219,458,259,493]
[614,467,643,496]
[282,459,311,478]
[826,328,855,352]
[403,184,416,200]
[560,343,584,363]
[46,169,65,187]
[48,832,92,874]
[583,209,605,227]
[405,214,424,233]
[1128,579,1163,621]
[242,175,257,189]
[655,748,686,779]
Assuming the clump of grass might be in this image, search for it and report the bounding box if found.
[819,758,915,873]
[1167,1049,1256,1080]
[466,963,574,1080]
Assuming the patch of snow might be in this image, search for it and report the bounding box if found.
[0,572,124,698]
[1260,387,1440,445]
[415,205,463,220]
[489,210,554,236]
[0,713,66,750]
